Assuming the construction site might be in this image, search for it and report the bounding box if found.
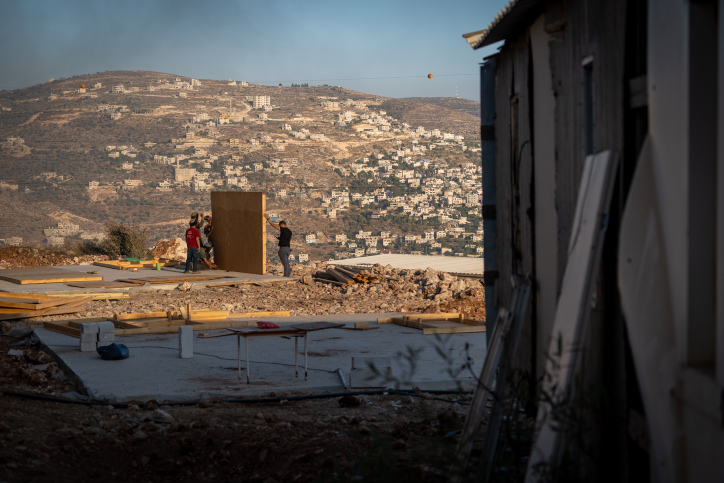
[0,195,490,482]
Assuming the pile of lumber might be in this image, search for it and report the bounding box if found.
[377,312,486,335]
[313,266,387,286]
[93,258,182,270]
[0,293,92,321]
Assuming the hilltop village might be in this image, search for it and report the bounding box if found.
[0,72,482,262]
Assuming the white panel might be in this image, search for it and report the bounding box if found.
[525,151,618,480]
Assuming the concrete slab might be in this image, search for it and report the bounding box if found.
[0,264,293,295]
[34,313,487,403]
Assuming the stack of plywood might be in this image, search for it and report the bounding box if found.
[0,293,92,321]
[0,267,103,285]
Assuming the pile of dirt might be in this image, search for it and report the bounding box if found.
[0,246,110,270]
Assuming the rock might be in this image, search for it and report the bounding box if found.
[131,430,149,441]
[177,282,192,292]
[3,327,33,338]
[0,321,12,333]
[24,349,52,364]
[7,349,24,359]
[152,238,187,261]
[338,395,362,408]
[450,280,466,292]
[153,409,174,423]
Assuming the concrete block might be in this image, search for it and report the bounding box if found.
[178,326,193,359]
[80,322,99,334]
[96,321,115,334]
[80,341,98,352]
[80,333,97,344]
[98,333,115,344]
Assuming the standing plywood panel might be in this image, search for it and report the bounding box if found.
[210,192,266,275]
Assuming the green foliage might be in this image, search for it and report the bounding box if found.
[98,223,151,258]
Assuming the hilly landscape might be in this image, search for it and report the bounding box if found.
[0,70,482,262]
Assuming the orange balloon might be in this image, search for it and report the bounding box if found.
[80,84,85,88]
[427,74,433,79]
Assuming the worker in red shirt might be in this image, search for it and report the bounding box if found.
[184,220,201,273]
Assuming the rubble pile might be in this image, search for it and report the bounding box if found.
[0,247,110,270]
[151,237,187,261]
[0,323,71,393]
[77,261,485,322]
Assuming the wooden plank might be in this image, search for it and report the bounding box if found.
[93,259,183,270]
[0,267,104,285]
[114,311,169,321]
[403,312,463,322]
[188,310,230,319]
[0,295,88,311]
[198,331,237,338]
[289,322,345,331]
[420,324,487,335]
[66,318,114,329]
[65,280,139,289]
[39,292,130,300]
[114,275,230,284]
[454,306,515,481]
[0,298,91,321]
[525,152,620,479]
[114,319,256,335]
[211,191,266,275]
[229,310,291,318]
[43,322,81,338]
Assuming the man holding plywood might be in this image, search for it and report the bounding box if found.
[209,192,267,275]
[264,214,293,277]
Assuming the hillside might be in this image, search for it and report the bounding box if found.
[0,71,482,262]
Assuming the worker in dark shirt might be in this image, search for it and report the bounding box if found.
[264,213,293,277]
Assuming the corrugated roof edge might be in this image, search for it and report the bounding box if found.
[462,0,545,50]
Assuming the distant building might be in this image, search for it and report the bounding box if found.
[174,167,196,182]
[253,96,271,109]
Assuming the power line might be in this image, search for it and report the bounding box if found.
[246,73,478,84]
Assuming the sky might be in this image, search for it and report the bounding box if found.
[0,0,507,101]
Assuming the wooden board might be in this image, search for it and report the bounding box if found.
[289,322,345,331]
[0,267,104,285]
[0,298,91,321]
[381,316,486,335]
[0,295,88,311]
[115,319,256,335]
[65,280,140,288]
[114,275,230,285]
[3,292,131,300]
[44,322,81,338]
[93,259,182,270]
[228,310,291,318]
[211,191,266,275]
[28,317,110,327]
[525,151,619,479]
